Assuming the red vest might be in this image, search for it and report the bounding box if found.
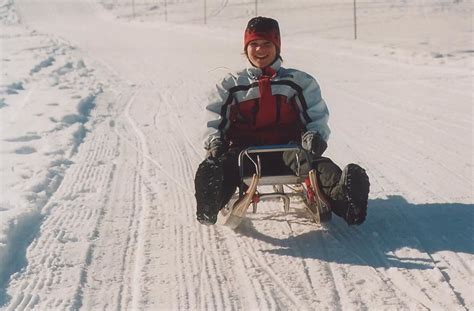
[226,94,303,147]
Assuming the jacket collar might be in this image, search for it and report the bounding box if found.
[247,58,282,79]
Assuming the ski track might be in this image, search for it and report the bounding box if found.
[329,80,470,203]
[6,99,123,309]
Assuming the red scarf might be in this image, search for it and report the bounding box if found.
[256,66,277,127]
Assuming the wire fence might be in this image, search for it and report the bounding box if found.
[98,0,471,40]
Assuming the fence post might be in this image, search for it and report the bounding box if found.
[353,0,357,40]
[164,0,167,21]
[132,0,135,19]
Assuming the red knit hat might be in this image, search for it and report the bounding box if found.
[244,16,281,53]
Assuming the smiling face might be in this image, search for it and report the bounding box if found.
[246,39,277,68]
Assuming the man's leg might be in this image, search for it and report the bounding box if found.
[283,150,370,225]
[194,151,240,225]
[194,157,224,225]
[339,163,370,225]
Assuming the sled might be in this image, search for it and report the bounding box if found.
[218,144,331,229]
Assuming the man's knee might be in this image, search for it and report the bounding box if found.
[313,158,342,188]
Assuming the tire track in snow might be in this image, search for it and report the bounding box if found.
[214,228,268,309]
[283,219,342,308]
[8,88,151,310]
[111,87,189,309]
[153,80,202,163]
[5,118,120,310]
[140,80,282,309]
[329,89,468,308]
[122,89,153,310]
[340,83,469,194]
[156,88,233,310]
[331,114,470,309]
[155,80,310,309]
[113,83,236,309]
[316,231,355,310]
[387,205,470,310]
[143,79,266,309]
[329,211,465,309]
[330,85,470,203]
[162,137,203,309]
[286,219,347,310]
[233,211,341,310]
[326,72,467,306]
[80,88,167,310]
[326,223,416,309]
[108,87,172,309]
[240,242,308,309]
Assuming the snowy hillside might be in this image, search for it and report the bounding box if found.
[0,0,472,309]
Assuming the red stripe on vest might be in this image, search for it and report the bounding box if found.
[256,67,277,127]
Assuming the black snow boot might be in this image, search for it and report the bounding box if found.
[341,164,370,225]
[194,157,224,225]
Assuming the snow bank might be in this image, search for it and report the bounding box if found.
[0,0,18,25]
[0,12,105,298]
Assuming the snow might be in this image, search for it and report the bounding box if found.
[0,0,473,309]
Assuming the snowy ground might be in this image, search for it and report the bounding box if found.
[0,0,473,309]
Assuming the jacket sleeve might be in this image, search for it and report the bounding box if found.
[203,75,235,150]
[298,73,331,142]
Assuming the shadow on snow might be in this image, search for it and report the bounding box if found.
[0,213,43,307]
[235,195,474,270]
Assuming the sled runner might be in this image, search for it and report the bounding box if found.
[218,144,332,229]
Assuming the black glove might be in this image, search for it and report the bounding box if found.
[207,138,226,159]
[302,131,327,157]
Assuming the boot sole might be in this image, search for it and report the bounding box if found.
[344,164,370,225]
[195,159,224,224]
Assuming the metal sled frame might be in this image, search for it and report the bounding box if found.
[219,144,332,229]
[238,144,308,213]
